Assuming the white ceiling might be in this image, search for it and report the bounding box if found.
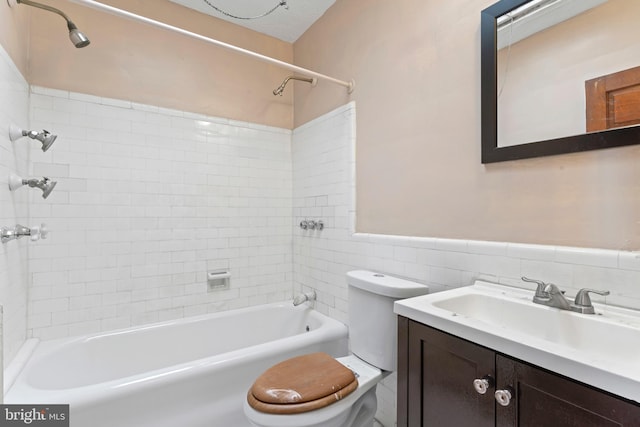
[168,0,336,43]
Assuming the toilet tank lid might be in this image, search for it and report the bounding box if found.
[347,270,429,298]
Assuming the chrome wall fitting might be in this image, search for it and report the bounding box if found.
[299,220,324,230]
[273,75,317,96]
[9,124,57,152]
[1,223,49,243]
[292,290,316,306]
[9,174,57,199]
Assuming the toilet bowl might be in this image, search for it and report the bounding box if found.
[243,270,429,427]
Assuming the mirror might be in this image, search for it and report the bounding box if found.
[481,0,640,163]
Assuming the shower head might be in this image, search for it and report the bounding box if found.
[273,75,317,96]
[8,174,58,199]
[13,0,90,48]
[273,82,287,96]
[9,124,57,152]
[67,21,91,48]
[36,177,57,199]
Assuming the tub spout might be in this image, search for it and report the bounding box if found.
[293,290,316,306]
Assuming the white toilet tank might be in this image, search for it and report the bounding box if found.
[347,270,429,371]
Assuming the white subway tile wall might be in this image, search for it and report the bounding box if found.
[27,86,293,340]
[0,46,30,369]
[291,102,640,426]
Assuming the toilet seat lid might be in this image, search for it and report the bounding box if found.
[248,352,358,414]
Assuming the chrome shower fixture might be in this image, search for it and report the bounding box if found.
[1,223,49,243]
[8,173,58,199]
[273,75,317,96]
[9,124,57,152]
[9,0,90,48]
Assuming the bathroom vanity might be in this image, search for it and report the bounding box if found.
[394,281,640,427]
[396,317,640,426]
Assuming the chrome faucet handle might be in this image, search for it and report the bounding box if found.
[572,288,610,314]
[29,223,49,241]
[521,277,549,299]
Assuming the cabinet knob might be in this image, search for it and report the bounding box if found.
[473,376,494,395]
[495,387,514,406]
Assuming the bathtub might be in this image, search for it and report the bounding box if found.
[4,302,349,427]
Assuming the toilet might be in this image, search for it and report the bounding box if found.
[243,270,429,427]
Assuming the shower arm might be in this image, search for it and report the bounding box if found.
[65,0,355,93]
[273,75,316,96]
[16,0,78,30]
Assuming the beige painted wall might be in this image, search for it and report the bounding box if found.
[0,0,29,74]
[23,0,294,128]
[294,0,640,250]
[3,0,639,250]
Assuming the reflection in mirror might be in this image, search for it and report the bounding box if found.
[497,0,639,147]
[481,0,640,163]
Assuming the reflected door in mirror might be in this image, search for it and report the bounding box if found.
[586,65,640,132]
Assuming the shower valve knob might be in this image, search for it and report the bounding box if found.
[30,224,49,241]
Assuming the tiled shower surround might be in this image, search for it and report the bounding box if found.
[27,86,294,339]
[2,45,640,425]
[0,46,30,372]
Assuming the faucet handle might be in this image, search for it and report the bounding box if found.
[521,277,549,298]
[573,288,610,308]
[29,223,49,241]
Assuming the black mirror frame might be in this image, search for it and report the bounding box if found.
[481,0,640,164]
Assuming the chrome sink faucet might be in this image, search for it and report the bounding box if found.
[521,277,610,314]
[539,282,572,311]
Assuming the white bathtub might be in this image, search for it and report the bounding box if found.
[5,302,349,427]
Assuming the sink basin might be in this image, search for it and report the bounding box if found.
[394,280,640,403]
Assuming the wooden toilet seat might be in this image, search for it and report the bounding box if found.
[247,352,358,414]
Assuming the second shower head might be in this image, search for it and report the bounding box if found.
[9,174,58,199]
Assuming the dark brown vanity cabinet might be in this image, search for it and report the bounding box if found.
[397,317,640,427]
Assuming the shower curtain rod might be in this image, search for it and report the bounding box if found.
[66,0,355,93]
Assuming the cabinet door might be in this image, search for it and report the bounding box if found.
[496,355,640,427]
[407,321,495,427]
